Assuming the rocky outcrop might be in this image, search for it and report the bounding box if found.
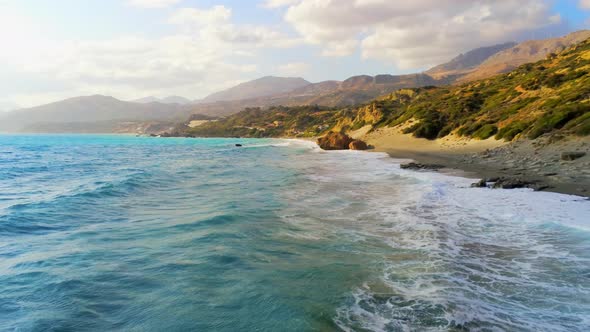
[561,152,586,161]
[471,177,549,191]
[400,162,445,171]
[317,132,354,150]
[349,140,368,150]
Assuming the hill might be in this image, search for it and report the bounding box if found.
[188,73,444,117]
[187,37,590,141]
[0,95,193,133]
[133,96,192,104]
[187,32,590,118]
[426,42,517,79]
[200,76,311,103]
[456,30,590,83]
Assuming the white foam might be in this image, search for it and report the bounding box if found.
[276,142,590,331]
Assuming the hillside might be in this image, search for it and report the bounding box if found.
[133,96,192,104]
[186,32,590,118]
[426,42,517,79]
[188,73,444,117]
[0,95,193,133]
[187,37,590,141]
[456,30,590,83]
[200,76,311,103]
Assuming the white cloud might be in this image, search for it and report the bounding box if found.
[168,6,232,26]
[580,0,590,9]
[0,5,299,107]
[262,0,301,8]
[128,0,182,8]
[282,0,561,69]
[277,62,310,76]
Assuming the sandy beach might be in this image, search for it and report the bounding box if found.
[352,126,590,197]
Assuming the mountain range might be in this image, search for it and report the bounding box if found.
[133,96,193,105]
[2,30,588,133]
[0,95,193,133]
[187,34,590,141]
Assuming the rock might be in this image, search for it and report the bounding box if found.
[317,132,354,150]
[235,144,243,147]
[400,162,445,171]
[349,140,368,150]
[491,178,537,190]
[471,179,488,188]
[561,152,586,161]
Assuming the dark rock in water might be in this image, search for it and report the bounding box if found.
[492,178,531,189]
[471,179,488,188]
[561,152,586,161]
[235,144,243,147]
[317,132,354,150]
[400,162,445,171]
[349,140,368,150]
[472,177,549,191]
[149,134,157,137]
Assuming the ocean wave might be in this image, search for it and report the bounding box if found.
[276,146,590,331]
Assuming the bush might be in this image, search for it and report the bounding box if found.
[473,124,498,139]
[403,119,444,140]
[528,104,589,139]
[495,121,529,141]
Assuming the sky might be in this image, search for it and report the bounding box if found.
[0,0,589,108]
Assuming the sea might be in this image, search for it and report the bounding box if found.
[0,134,589,332]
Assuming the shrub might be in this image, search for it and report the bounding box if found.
[528,104,589,139]
[473,124,498,140]
[495,121,529,141]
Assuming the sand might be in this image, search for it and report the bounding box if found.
[358,126,590,198]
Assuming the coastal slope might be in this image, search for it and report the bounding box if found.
[187,37,590,196]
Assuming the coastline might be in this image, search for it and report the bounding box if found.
[291,127,590,198]
[365,128,590,198]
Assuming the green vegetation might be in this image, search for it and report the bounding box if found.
[188,38,590,141]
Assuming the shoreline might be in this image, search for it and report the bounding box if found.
[361,127,590,198]
[289,128,590,198]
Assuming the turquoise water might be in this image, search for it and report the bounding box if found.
[0,135,589,331]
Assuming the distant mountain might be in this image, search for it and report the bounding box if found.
[133,95,192,104]
[456,30,590,83]
[200,76,311,103]
[0,95,193,133]
[188,73,444,117]
[160,96,192,104]
[426,42,517,79]
[188,35,590,142]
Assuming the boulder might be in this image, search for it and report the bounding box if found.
[317,132,354,150]
[349,140,368,150]
[561,152,586,161]
[470,179,488,188]
[400,162,445,171]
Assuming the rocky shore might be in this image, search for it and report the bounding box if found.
[317,129,590,197]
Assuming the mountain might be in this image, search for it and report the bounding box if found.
[200,76,311,103]
[133,96,192,104]
[426,42,517,79]
[179,31,589,118]
[188,73,444,117]
[456,30,590,83]
[160,96,192,104]
[186,35,590,141]
[0,95,193,133]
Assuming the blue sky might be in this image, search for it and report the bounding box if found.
[0,0,589,108]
